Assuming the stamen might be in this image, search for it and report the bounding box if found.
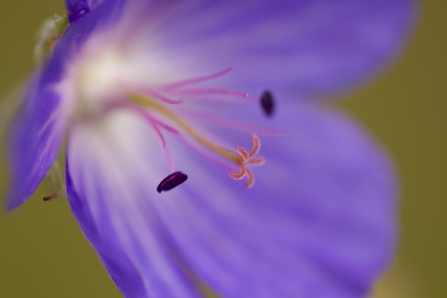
[260,90,275,116]
[150,118,180,135]
[157,171,188,193]
[170,88,248,98]
[148,120,175,173]
[140,89,184,104]
[178,109,283,136]
[125,103,176,172]
[160,67,233,91]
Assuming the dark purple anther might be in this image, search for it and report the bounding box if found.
[157,171,188,193]
[260,90,275,116]
[65,0,90,24]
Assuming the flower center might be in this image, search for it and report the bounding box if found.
[57,47,134,121]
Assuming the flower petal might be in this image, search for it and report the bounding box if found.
[150,104,398,297]
[67,104,397,297]
[4,0,126,210]
[65,0,90,24]
[4,75,63,210]
[66,110,202,297]
[125,0,416,99]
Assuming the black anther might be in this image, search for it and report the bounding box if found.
[260,90,275,116]
[157,171,188,193]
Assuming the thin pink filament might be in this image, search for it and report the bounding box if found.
[159,67,233,91]
[125,103,176,172]
[177,109,283,136]
[170,88,248,98]
[139,89,184,104]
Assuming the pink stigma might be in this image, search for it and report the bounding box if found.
[229,134,265,188]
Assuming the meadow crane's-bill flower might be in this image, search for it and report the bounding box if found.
[5,0,415,297]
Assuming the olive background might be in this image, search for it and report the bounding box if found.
[0,1,445,297]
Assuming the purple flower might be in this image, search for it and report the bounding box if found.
[5,0,415,297]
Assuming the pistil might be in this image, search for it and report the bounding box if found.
[130,95,265,188]
[131,95,241,163]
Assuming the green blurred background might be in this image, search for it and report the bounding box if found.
[0,1,444,297]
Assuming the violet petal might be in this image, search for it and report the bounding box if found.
[123,0,416,101]
[66,110,202,297]
[66,105,397,297]
[4,0,125,210]
[153,105,398,297]
[65,0,91,24]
